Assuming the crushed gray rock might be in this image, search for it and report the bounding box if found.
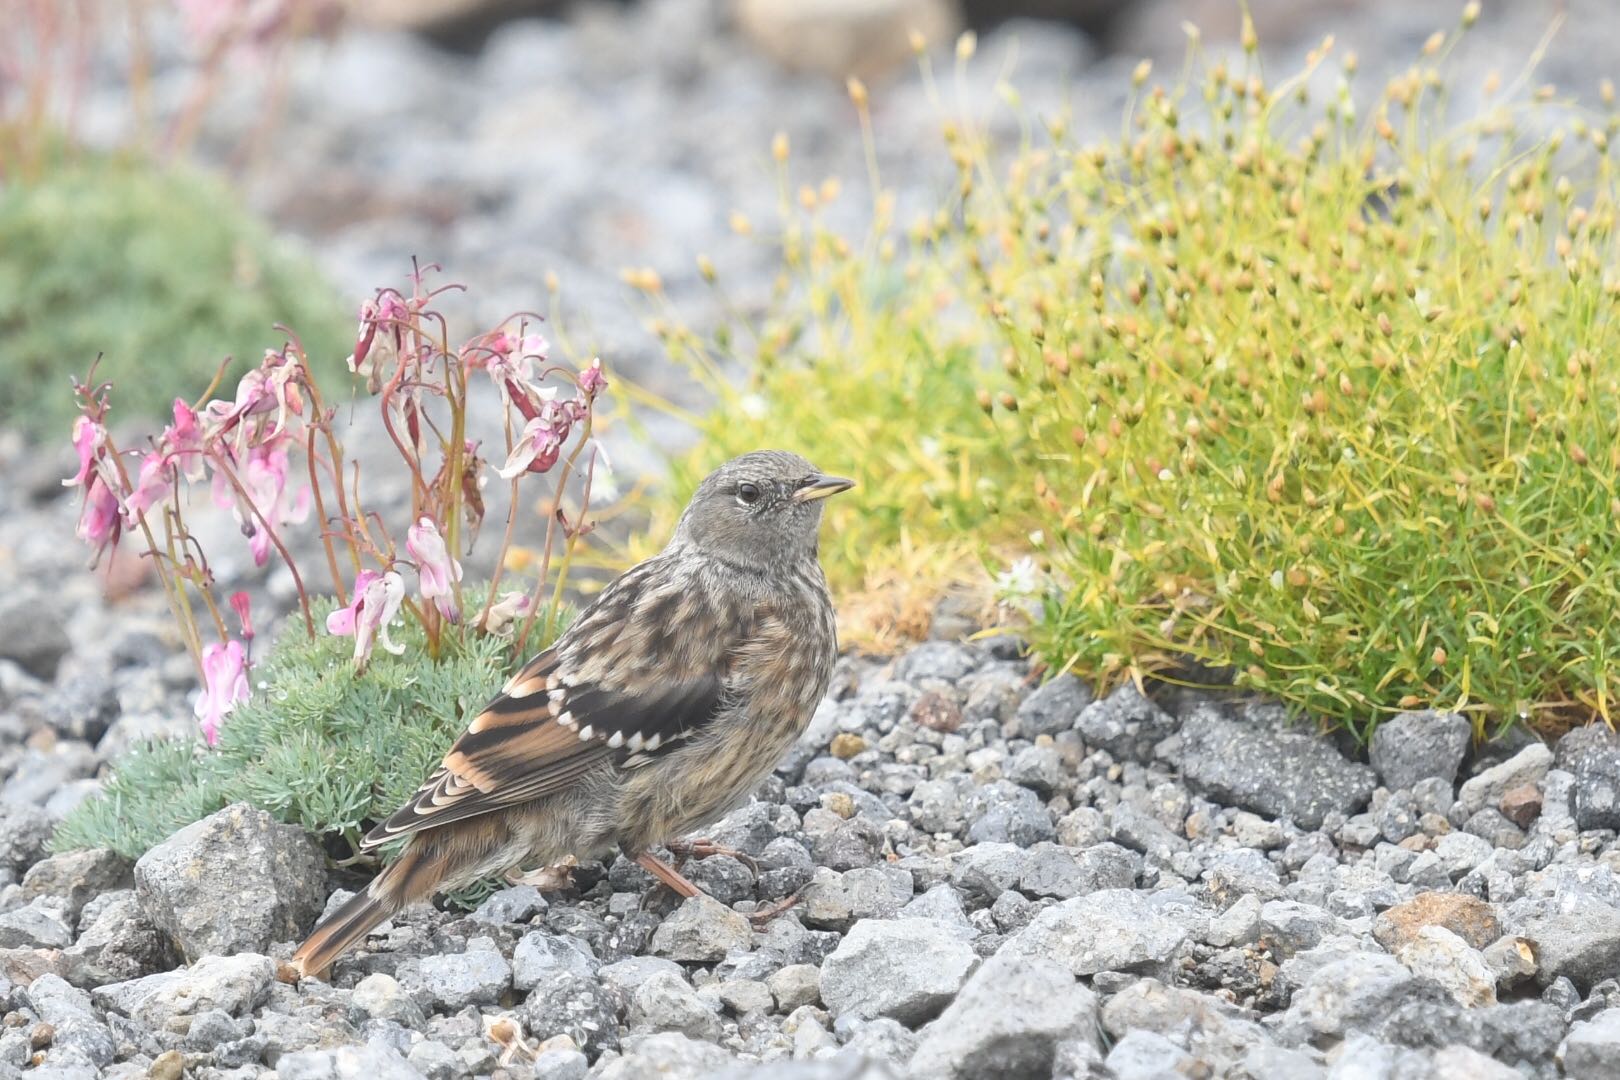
[818,918,977,1024]
[1370,710,1472,791]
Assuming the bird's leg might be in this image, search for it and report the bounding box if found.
[633,851,702,898]
[504,855,577,891]
[747,891,801,927]
[666,837,760,874]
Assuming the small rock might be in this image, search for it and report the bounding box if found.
[767,964,821,1012]
[275,1040,423,1080]
[819,918,977,1024]
[1561,1007,1620,1080]
[513,932,598,991]
[1481,935,1538,991]
[829,733,867,760]
[649,895,754,963]
[1499,784,1543,829]
[0,596,71,679]
[0,900,71,949]
[589,1032,736,1080]
[133,803,325,962]
[1369,711,1471,791]
[800,866,912,931]
[60,891,173,988]
[1005,889,1188,977]
[1178,707,1376,830]
[1372,892,1501,952]
[92,953,274,1028]
[1105,1029,1198,1079]
[0,805,53,878]
[351,973,424,1026]
[17,850,131,922]
[1456,743,1553,818]
[519,971,626,1059]
[1075,684,1177,764]
[1013,674,1092,739]
[395,940,511,1010]
[626,970,722,1040]
[908,951,1099,1079]
[1561,726,1620,831]
[471,885,546,924]
[1394,925,1496,1007]
[1520,907,1620,992]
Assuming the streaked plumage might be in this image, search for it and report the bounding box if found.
[291,450,850,976]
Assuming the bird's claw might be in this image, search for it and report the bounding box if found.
[504,855,577,891]
[748,891,801,926]
[667,837,759,874]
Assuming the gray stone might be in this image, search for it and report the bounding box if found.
[591,1033,738,1079]
[92,953,275,1027]
[1013,674,1092,739]
[1456,743,1553,817]
[599,955,687,996]
[965,780,1055,846]
[1178,708,1376,830]
[1369,711,1471,791]
[1520,906,1620,991]
[899,884,973,930]
[1283,952,1449,1039]
[519,969,626,1058]
[819,918,977,1024]
[1260,900,1341,958]
[948,842,1028,903]
[0,805,53,877]
[626,970,723,1040]
[396,939,511,1010]
[133,802,325,962]
[800,866,912,931]
[1434,831,1495,879]
[1004,889,1188,977]
[1562,1007,1620,1080]
[471,885,546,924]
[275,1041,425,1080]
[1560,726,1620,831]
[513,931,597,990]
[1393,926,1496,1007]
[1005,744,1065,796]
[649,894,754,962]
[0,596,71,679]
[1104,1029,1197,1080]
[0,898,71,949]
[908,951,1099,1079]
[1075,684,1177,764]
[406,1039,457,1080]
[60,890,173,988]
[532,1043,589,1080]
[16,849,131,921]
[767,963,821,1011]
[351,973,425,1025]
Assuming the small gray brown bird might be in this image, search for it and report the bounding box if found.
[291,450,852,976]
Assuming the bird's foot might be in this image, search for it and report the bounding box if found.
[504,855,577,891]
[633,850,703,898]
[747,891,801,927]
[666,837,759,874]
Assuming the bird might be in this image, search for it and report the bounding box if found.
[290,449,853,977]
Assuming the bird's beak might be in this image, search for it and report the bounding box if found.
[794,474,856,502]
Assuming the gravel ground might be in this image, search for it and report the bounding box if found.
[11,2,1620,1078]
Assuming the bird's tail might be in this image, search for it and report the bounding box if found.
[290,843,449,979]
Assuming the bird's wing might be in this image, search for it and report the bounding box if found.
[360,561,741,851]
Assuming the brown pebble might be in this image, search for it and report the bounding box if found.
[28,1022,53,1051]
[1500,783,1544,828]
[820,792,856,819]
[908,690,962,733]
[149,1049,184,1080]
[1374,891,1501,951]
[828,733,867,760]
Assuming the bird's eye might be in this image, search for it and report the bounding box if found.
[736,482,762,506]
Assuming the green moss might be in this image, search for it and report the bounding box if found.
[0,157,348,435]
[646,20,1620,737]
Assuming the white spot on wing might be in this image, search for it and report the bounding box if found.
[607,731,624,748]
[578,724,594,741]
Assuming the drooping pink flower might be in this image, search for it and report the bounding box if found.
[497,400,572,479]
[326,569,406,665]
[195,639,250,746]
[167,399,207,482]
[477,590,533,636]
[64,416,106,488]
[230,590,255,642]
[347,291,412,392]
[76,474,122,560]
[226,438,311,567]
[407,516,462,621]
[123,449,172,524]
[578,357,608,398]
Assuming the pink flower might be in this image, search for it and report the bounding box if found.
[348,292,412,392]
[407,516,462,621]
[218,438,310,567]
[195,639,250,746]
[167,399,207,482]
[64,416,106,488]
[477,591,532,636]
[326,569,406,665]
[230,590,255,642]
[497,400,572,479]
[578,358,608,397]
[76,474,122,560]
[123,449,172,524]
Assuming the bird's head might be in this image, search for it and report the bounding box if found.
[672,450,854,570]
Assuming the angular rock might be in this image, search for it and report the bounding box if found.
[0,805,53,877]
[59,891,173,988]
[1456,744,1553,818]
[0,596,71,679]
[395,940,511,1010]
[92,953,274,1027]
[625,970,722,1040]
[1520,907,1620,992]
[1004,889,1188,977]
[908,951,1099,1079]
[1561,1007,1620,1080]
[17,850,130,922]
[1560,726,1620,831]
[1178,709,1375,830]
[275,1040,424,1080]
[1369,711,1471,792]
[649,895,754,962]
[1075,684,1177,764]
[800,866,912,931]
[350,973,425,1026]
[1394,926,1496,1007]
[819,918,977,1024]
[1373,892,1501,952]
[590,1032,737,1080]
[133,803,325,962]
[513,932,598,991]
[0,900,71,949]
[1013,674,1092,739]
[518,970,626,1058]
